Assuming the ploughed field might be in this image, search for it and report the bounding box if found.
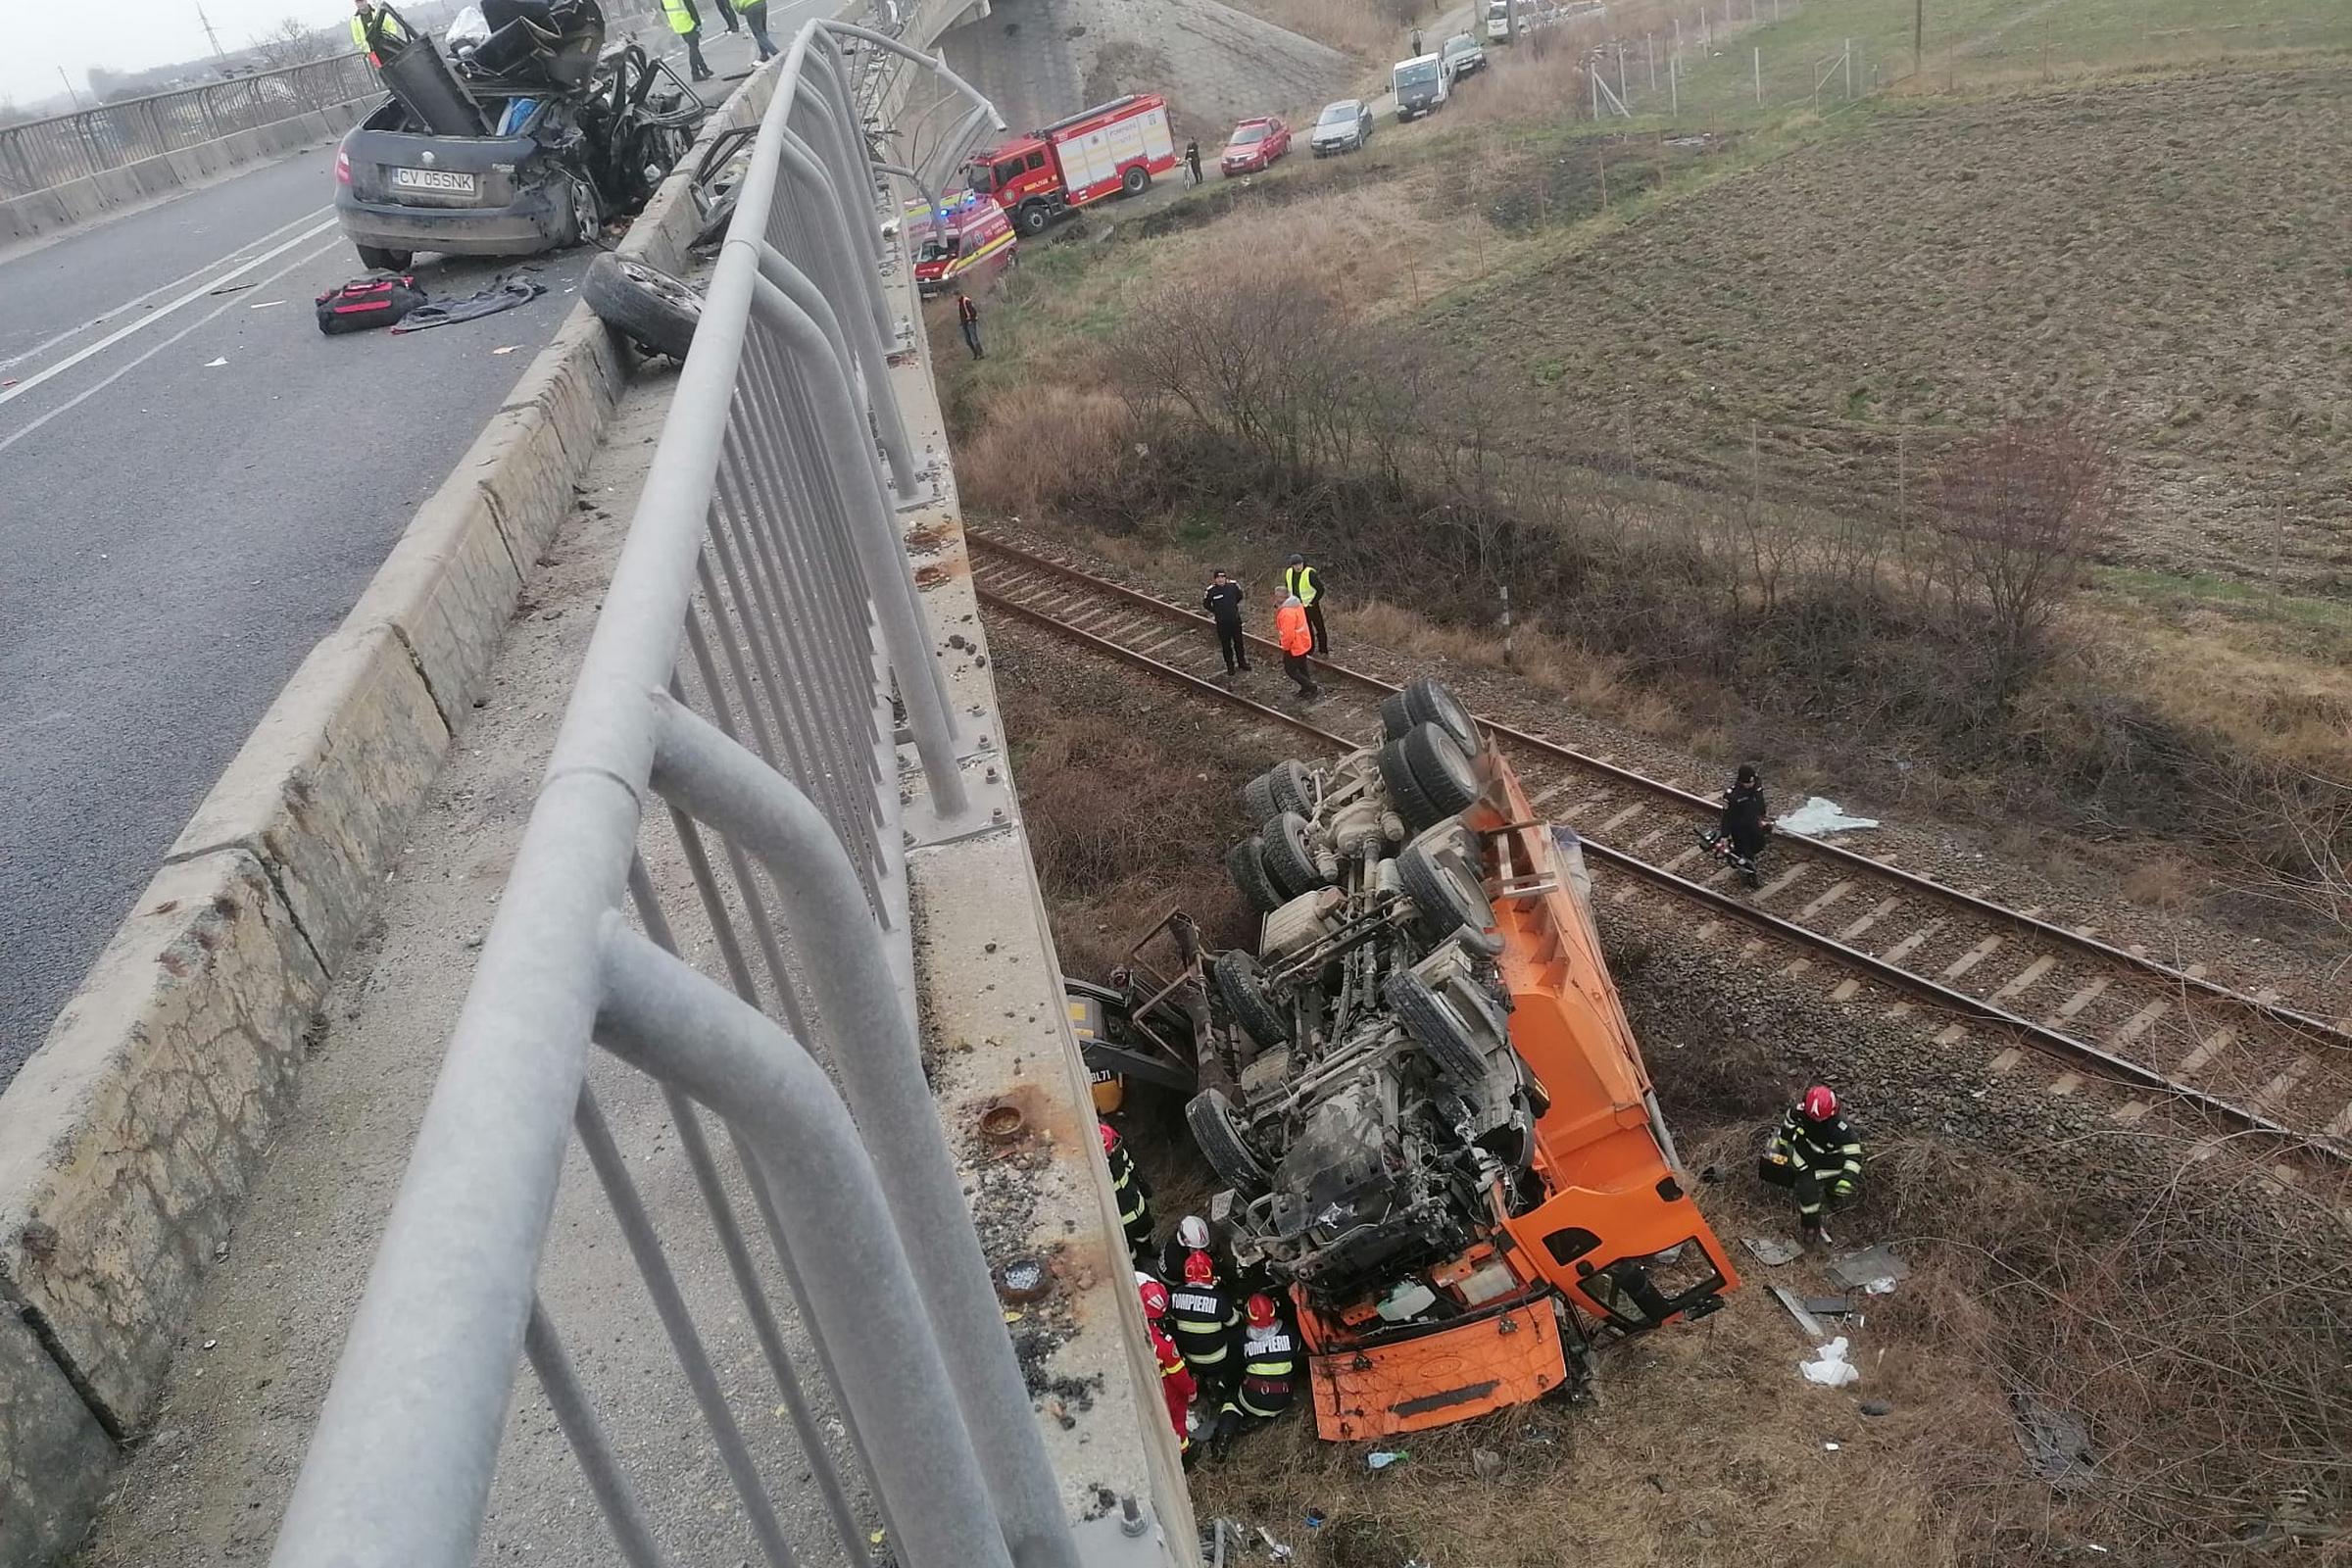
[1446,67,2351,590]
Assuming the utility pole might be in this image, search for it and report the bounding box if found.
[58,66,84,109]
[1913,0,1924,78]
[196,3,227,59]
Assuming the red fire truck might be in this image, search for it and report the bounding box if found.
[963,94,1178,237]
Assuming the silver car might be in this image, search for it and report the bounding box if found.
[1310,98,1373,156]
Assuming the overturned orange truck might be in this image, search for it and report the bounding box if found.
[1163,678,1738,1440]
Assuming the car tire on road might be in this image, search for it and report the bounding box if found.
[584,252,700,362]
[1187,1088,1272,1197]
[1213,949,1290,1048]
[356,244,414,271]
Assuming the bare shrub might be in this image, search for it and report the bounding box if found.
[956,383,1137,518]
[1931,416,2118,692]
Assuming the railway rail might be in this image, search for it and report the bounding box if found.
[966,529,2352,1170]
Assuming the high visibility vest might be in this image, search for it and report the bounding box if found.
[1168,1287,1236,1366]
[1283,564,1320,605]
[732,0,760,11]
[351,10,405,53]
[1237,1326,1298,1416]
[662,0,699,32]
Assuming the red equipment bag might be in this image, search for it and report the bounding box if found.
[316,274,426,334]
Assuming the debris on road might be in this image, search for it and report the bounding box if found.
[390,271,548,334]
[1742,1235,1804,1267]
[203,357,228,368]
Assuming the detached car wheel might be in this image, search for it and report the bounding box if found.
[584,253,700,362]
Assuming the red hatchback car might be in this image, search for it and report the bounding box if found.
[1219,117,1291,175]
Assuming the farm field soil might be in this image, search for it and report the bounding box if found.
[1446,66,2351,591]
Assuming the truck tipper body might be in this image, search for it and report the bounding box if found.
[962,93,1177,236]
[1171,680,1740,1440]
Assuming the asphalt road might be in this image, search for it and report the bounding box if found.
[0,28,767,1082]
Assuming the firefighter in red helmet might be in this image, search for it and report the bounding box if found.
[1168,1248,1241,1415]
[1139,1277,1196,1459]
[1212,1291,1299,1450]
[1760,1084,1864,1243]
[1100,1120,1153,1259]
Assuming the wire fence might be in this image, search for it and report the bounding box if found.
[0,53,379,200]
[259,21,1174,1568]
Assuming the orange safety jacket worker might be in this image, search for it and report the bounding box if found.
[1275,601,1312,657]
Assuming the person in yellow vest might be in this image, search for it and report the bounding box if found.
[350,0,408,67]
[734,0,779,61]
[1282,553,1328,655]
[660,0,716,80]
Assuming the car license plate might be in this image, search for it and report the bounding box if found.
[391,167,477,195]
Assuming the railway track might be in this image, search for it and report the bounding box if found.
[967,529,2352,1170]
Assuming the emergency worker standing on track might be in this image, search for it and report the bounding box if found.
[1282,553,1328,654]
[1760,1084,1864,1243]
[1276,596,1320,700]
[1203,569,1248,675]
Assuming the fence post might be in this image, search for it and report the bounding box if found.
[1845,37,1854,96]
[1754,45,1761,103]
[1670,52,1679,117]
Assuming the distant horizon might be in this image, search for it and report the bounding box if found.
[0,0,357,110]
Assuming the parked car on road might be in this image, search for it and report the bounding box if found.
[1391,52,1449,121]
[1219,116,1292,175]
[1309,99,1373,155]
[1442,32,1488,82]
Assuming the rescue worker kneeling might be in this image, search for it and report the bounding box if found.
[1760,1084,1864,1242]
[1211,1293,1298,1452]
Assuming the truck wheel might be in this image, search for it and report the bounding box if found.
[356,244,413,271]
[1248,759,1313,819]
[1242,771,1280,825]
[1377,733,1443,829]
[1387,966,1504,1087]
[1014,202,1050,236]
[1400,722,1481,819]
[1227,837,1285,914]
[1379,691,1413,741]
[584,253,701,361]
[1397,841,1498,951]
[1120,164,1150,196]
[1213,949,1290,1048]
[1187,1089,1271,1197]
[1261,811,1326,898]
[1400,676,1480,755]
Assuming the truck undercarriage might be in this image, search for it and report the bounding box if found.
[1084,677,1740,1439]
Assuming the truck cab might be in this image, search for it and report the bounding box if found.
[1391,53,1449,121]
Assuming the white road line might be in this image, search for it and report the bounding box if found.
[0,233,345,458]
[0,215,339,412]
[0,204,336,376]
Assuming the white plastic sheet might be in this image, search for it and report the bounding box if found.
[1800,1336,1860,1387]
[1777,796,1881,836]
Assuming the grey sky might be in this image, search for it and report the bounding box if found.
[0,0,354,106]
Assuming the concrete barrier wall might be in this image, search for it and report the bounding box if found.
[0,100,373,252]
[0,69,772,1568]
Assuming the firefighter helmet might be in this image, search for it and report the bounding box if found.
[1177,1214,1210,1250]
[1802,1085,1838,1121]
[1140,1279,1171,1317]
[1245,1293,1278,1328]
[1100,1121,1119,1154]
[1183,1250,1216,1287]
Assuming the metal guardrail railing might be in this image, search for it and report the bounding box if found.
[260,24,1142,1568]
[0,53,379,199]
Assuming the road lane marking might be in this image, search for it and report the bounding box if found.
[0,215,339,412]
[0,204,336,376]
[0,234,345,457]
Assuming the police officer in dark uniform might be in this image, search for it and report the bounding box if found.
[1203,569,1249,675]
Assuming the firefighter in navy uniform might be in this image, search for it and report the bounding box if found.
[1158,1213,1221,1288]
[1101,1121,1153,1260]
[1212,1292,1299,1451]
[1168,1249,1242,1414]
[1760,1084,1864,1243]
